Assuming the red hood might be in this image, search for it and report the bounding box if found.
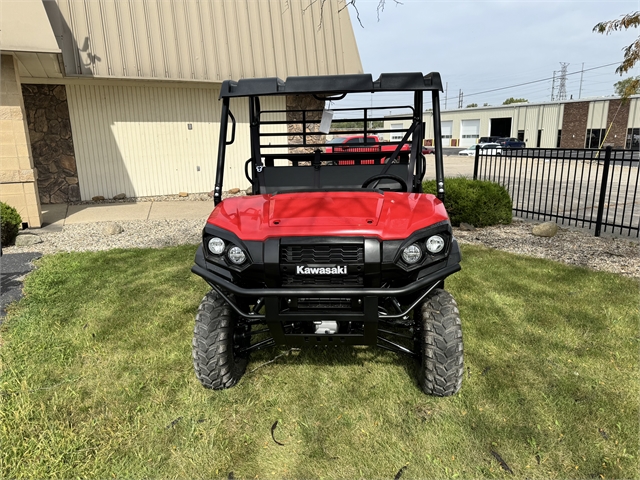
[206,192,449,241]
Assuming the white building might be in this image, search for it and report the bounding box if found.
[387,97,640,150]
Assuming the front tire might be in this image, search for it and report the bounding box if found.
[418,289,464,396]
[192,290,249,390]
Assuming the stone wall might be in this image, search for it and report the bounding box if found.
[22,84,80,203]
[0,55,42,228]
[559,101,589,149]
[286,95,326,153]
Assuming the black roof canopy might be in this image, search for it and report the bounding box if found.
[219,72,443,99]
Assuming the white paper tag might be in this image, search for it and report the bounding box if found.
[319,109,334,134]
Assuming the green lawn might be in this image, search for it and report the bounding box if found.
[1,244,638,479]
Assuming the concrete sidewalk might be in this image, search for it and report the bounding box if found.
[39,200,215,232]
[35,155,475,232]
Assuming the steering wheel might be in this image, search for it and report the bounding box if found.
[361,174,408,192]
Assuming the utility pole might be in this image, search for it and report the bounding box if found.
[578,62,584,99]
[458,89,463,109]
[444,82,448,110]
[551,71,556,101]
[558,62,569,101]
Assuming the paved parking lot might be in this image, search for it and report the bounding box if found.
[0,252,41,318]
[476,155,640,237]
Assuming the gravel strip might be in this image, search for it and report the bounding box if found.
[454,219,639,278]
[5,219,204,255]
[4,216,639,278]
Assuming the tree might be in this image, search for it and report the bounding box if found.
[503,97,528,105]
[614,76,640,97]
[594,12,640,98]
[466,103,478,108]
[310,0,401,27]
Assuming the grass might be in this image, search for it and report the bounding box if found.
[1,244,638,479]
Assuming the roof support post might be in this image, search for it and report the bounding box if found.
[410,90,424,192]
[431,89,445,201]
[214,97,231,205]
[250,96,262,164]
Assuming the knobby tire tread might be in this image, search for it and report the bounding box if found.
[420,288,464,396]
[192,290,248,390]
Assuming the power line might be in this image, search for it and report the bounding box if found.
[463,61,622,99]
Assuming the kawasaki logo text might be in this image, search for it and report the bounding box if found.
[296,265,347,275]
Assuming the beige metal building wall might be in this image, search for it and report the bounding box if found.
[628,98,640,128]
[587,100,609,130]
[66,81,286,200]
[514,103,563,147]
[420,103,563,148]
[45,0,362,81]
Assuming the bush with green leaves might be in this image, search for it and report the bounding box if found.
[423,177,512,227]
[1,201,22,246]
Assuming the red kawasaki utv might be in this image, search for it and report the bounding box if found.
[191,72,463,396]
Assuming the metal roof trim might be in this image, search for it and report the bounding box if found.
[219,72,443,98]
[0,0,61,54]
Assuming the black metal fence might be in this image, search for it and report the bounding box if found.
[473,147,639,238]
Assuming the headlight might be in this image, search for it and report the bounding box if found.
[227,246,247,265]
[426,235,445,254]
[208,237,225,255]
[401,243,422,264]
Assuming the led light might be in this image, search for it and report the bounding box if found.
[228,246,246,265]
[208,237,225,255]
[426,235,445,254]
[401,243,422,264]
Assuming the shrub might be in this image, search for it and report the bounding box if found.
[423,177,512,227]
[1,202,22,246]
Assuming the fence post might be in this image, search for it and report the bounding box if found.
[473,145,480,180]
[594,146,612,237]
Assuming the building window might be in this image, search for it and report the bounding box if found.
[537,130,542,148]
[517,130,525,142]
[556,130,562,148]
[461,134,479,139]
[585,129,605,149]
[390,123,404,142]
[626,128,640,150]
[441,134,452,139]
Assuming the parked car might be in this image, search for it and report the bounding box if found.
[458,143,502,156]
[479,143,502,155]
[422,145,435,154]
[478,136,501,144]
[325,135,384,153]
[458,145,478,156]
[496,137,526,148]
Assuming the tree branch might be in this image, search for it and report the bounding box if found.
[593,11,640,34]
[376,0,403,21]
[339,0,363,28]
[594,11,640,77]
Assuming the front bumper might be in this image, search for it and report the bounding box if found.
[192,244,460,297]
[192,234,461,348]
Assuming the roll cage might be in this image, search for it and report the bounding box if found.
[212,72,446,204]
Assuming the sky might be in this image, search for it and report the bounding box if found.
[340,0,640,112]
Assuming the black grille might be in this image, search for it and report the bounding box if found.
[281,274,363,287]
[281,245,363,264]
[297,298,353,309]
